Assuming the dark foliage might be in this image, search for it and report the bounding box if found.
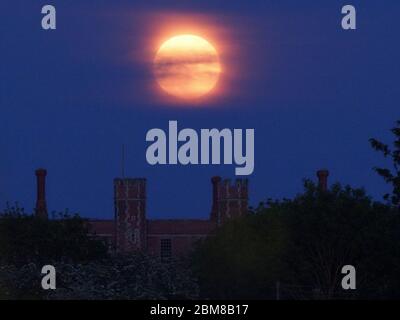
[0,206,198,300]
[0,204,108,266]
[370,120,400,207]
[0,255,198,300]
[193,181,400,299]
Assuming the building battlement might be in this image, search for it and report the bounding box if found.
[31,169,328,258]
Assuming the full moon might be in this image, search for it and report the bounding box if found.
[154,34,221,100]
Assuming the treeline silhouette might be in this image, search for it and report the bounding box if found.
[0,120,399,300]
[192,181,400,299]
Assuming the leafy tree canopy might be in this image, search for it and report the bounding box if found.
[370,119,400,206]
[0,255,198,300]
[0,204,108,266]
[193,181,400,299]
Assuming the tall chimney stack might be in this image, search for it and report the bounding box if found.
[35,168,48,219]
[210,176,221,222]
[317,169,329,192]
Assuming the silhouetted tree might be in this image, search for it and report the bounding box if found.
[269,181,400,299]
[192,211,286,299]
[0,204,108,266]
[370,120,400,207]
[0,255,199,300]
[192,181,400,300]
[0,205,198,300]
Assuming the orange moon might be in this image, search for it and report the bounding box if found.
[154,34,221,100]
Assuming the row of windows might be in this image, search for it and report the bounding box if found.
[128,234,172,259]
[160,238,172,259]
[94,235,173,259]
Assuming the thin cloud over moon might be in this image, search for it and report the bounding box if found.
[154,34,221,100]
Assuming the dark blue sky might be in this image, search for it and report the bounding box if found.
[1,0,399,219]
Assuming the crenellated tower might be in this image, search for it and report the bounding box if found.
[114,178,147,253]
[210,176,249,226]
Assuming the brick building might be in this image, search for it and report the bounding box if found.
[33,169,249,258]
[32,169,329,258]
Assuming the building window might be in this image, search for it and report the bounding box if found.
[160,239,172,260]
[129,232,135,244]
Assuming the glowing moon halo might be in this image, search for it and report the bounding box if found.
[154,34,221,100]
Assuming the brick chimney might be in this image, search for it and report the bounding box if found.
[35,168,48,219]
[210,176,221,222]
[317,169,329,192]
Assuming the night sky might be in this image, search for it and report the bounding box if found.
[1,0,399,219]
